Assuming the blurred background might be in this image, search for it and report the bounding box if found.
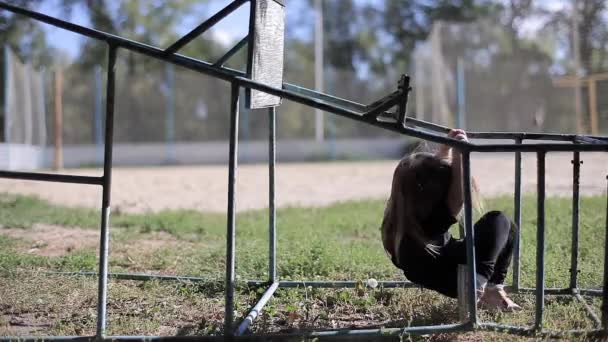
[1,0,607,169]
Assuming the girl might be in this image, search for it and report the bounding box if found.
[381,129,521,311]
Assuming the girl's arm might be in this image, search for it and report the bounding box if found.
[441,129,468,217]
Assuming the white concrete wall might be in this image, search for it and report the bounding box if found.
[0,144,46,170]
[56,138,408,167]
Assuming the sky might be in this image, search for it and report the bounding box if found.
[35,0,568,61]
[36,0,305,59]
[36,0,382,60]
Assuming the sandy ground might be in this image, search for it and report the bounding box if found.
[0,153,605,213]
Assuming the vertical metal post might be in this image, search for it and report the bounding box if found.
[96,44,117,338]
[94,65,104,166]
[512,138,523,290]
[164,63,175,163]
[314,0,324,142]
[570,151,581,290]
[535,151,546,331]
[269,107,277,282]
[4,46,12,166]
[462,152,478,326]
[456,58,466,129]
[572,0,584,134]
[225,82,240,335]
[602,175,608,331]
[53,68,63,170]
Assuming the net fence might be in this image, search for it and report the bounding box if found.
[412,20,608,135]
[2,46,47,146]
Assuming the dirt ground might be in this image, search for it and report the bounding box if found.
[0,153,605,213]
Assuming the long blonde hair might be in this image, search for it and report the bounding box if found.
[380,152,480,267]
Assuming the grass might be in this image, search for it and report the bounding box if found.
[0,192,606,340]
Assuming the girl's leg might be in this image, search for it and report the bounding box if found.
[474,212,521,311]
[471,210,513,283]
[488,222,516,285]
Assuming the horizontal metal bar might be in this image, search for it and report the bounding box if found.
[574,135,608,144]
[0,337,95,342]
[0,336,223,342]
[479,322,532,335]
[277,280,414,288]
[404,117,608,142]
[46,272,416,290]
[575,293,602,328]
[302,322,469,337]
[471,143,608,152]
[577,288,604,297]
[479,322,606,338]
[510,287,573,295]
[512,287,604,298]
[283,83,366,112]
[164,0,248,55]
[0,170,103,185]
[214,35,248,66]
[45,271,223,284]
[235,282,279,335]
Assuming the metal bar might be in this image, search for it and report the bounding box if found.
[0,325,465,341]
[6,329,607,342]
[277,280,414,288]
[284,83,365,112]
[462,152,478,326]
[479,322,532,335]
[305,322,469,337]
[362,90,403,118]
[396,75,410,125]
[164,0,248,55]
[48,271,219,283]
[513,138,523,291]
[268,107,277,282]
[244,0,256,109]
[231,76,471,149]
[506,287,573,295]
[214,36,248,67]
[402,118,608,142]
[481,322,607,338]
[603,175,608,331]
[235,282,279,335]
[96,44,117,338]
[571,152,581,290]
[471,143,608,153]
[3,46,10,162]
[574,293,601,328]
[580,288,604,297]
[0,171,102,185]
[574,135,607,144]
[478,323,605,338]
[45,271,413,289]
[535,151,546,331]
[224,82,240,335]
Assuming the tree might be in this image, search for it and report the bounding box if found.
[367,0,496,74]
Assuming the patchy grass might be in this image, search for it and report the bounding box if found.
[0,193,606,340]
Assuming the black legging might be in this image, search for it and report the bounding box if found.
[407,211,516,298]
[445,210,516,285]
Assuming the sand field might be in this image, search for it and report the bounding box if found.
[0,153,605,213]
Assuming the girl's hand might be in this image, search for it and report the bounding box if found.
[448,129,468,144]
[445,129,468,216]
[437,129,468,159]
